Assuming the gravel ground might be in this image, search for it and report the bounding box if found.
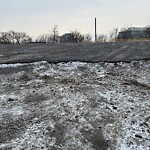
[0,60,149,150]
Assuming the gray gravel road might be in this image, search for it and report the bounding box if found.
[0,41,150,64]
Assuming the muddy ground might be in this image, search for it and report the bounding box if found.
[0,41,150,64]
[0,60,149,150]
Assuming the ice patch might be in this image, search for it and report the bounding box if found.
[1,106,24,117]
[0,63,26,68]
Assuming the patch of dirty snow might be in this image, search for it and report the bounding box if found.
[0,63,26,68]
[0,60,149,150]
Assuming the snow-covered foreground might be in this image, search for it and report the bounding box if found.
[0,60,149,150]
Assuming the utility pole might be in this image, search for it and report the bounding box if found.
[95,18,97,42]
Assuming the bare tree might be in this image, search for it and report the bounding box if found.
[97,34,107,42]
[36,34,51,43]
[50,25,59,43]
[117,26,129,40]
[21,36,32,44]
[0,31,32,44]
[15,32,26,44]
[84,33,92,42]
[120,26,128,32]
[0,32,12,44]
[109,28,118,42]
[8,30,16,44]
[70,30,84,43]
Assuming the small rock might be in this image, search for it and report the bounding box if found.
[46,126,51,131]
[135,134,143,139]
[147,129,150,133]
[129,99,134,103]
[8,98,15,102]
[145,116,150,122]
[75,115,78,119]
[131,120,136,125]
[112,106,117,110]
[140,122,149,127]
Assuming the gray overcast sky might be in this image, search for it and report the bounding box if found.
[0,0,150,38]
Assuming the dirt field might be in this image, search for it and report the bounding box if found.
[0,42,150,149]
[0,41,150,64]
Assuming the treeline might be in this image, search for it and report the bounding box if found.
[0,31,32,44]
[0,26,88,44]
[36,26,87,43]
[0,25,150,44]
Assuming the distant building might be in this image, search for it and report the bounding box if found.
[60,33,75,43]
[118,27,147,40]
